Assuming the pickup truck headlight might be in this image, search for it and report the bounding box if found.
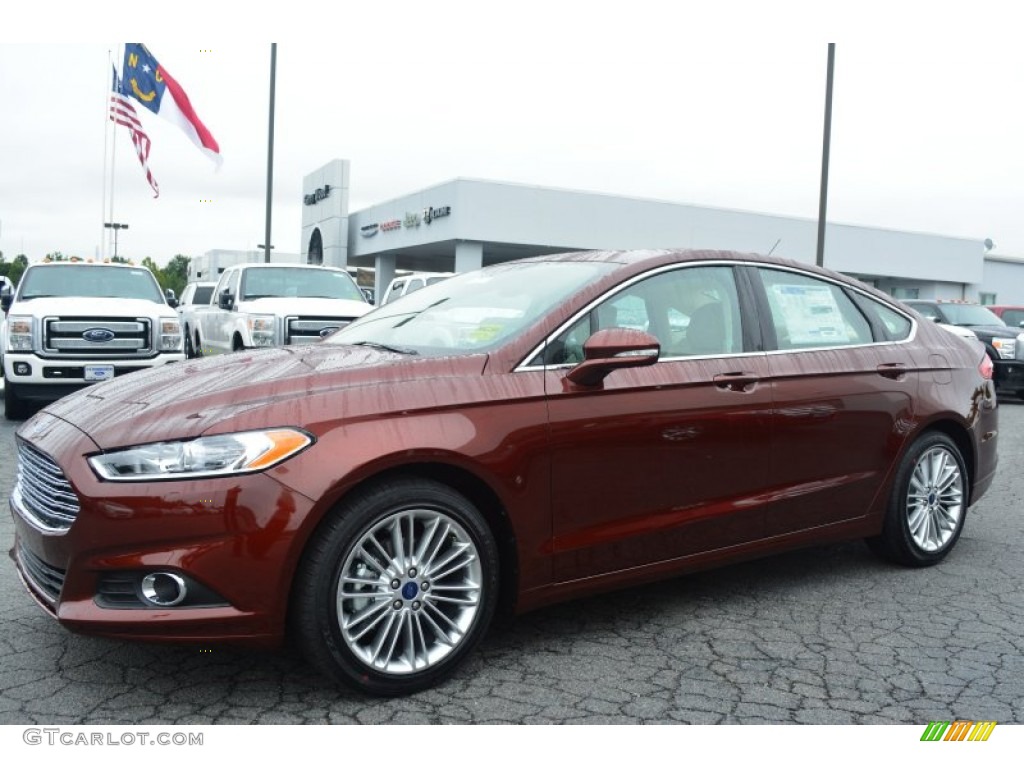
[6,316,33,351]
[991,337,1016,360]
[159,318,182,351]
[88,428,313,481]
[248,314,276,347]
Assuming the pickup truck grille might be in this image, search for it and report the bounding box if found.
[286,317,354,344]
[43,317,152,357]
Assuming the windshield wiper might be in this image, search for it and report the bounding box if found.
[350,341,418,355]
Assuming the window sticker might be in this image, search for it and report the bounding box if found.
[771,284,850,344]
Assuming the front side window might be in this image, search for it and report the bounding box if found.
[539,265,743,365]
[757,268,872,350]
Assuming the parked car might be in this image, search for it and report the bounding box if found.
[987,304,1024,330]
[903,299,1024,398]
[380,272,452,305]
[192,264,371,355]
[11,250,998,695]
[175,281,217,358]
[1,262,184,419]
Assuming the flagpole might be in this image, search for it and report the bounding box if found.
[263,43,277,264]
[108,47,120,262]
[102,49,112,261]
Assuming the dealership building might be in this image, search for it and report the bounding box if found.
[198,159,1024,306]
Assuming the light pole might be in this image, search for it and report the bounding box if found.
[104,222,129,260]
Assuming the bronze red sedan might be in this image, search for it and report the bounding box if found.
[9,250,999,696]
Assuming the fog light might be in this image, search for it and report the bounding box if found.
[140,572,187,607]
[13,362,31,376]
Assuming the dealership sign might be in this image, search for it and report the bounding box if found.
[423,205,451,224]
[304,185,331,206]
[404,212,421,228]
[380,219,401,232]
[360,223,379,238]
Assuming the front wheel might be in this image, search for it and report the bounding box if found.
[292,477,499,696]
[867,432,968,567]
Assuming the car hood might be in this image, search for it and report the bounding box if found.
[239,297,371,317]
[11,296,175,317]
[39,345,488,448]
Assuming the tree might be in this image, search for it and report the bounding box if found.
[9,254,28,286]
[162,254,190,298]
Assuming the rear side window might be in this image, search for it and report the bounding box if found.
[866,299,913,341]
[756,268,872,350]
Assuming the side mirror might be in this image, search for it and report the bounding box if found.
[218,290,234,310]
[1,293,12,313]
[164,288,178,308]
[565,328,661,387]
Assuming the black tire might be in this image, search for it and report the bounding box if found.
[193,331,204,358]
[292,477,499,696]
[232,335,244,352]
[867,432,968,567]
[184,325,195,358]
[4,382,27,420]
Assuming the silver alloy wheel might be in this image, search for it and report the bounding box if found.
[336,508,483,675]
[906,446,964,552]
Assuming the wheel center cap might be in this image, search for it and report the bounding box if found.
[927,492,937,507]
[401,582,419,600]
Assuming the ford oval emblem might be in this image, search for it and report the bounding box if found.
[82,328,116,343]
[319,327,340,338]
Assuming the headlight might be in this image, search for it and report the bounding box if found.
[88,429,313,481]
[991,337,1016,360]
[7,315,33,351]
[159,318,182,351]
[248,314,276,347]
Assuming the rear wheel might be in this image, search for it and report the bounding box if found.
[184,325,195,358]
[867,432,967,566]
[292,477,499,696]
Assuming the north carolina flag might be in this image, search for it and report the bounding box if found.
[121,44,221,167]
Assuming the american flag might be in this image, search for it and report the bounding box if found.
[109,66,159,197]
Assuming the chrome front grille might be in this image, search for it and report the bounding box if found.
[286,317,353,344]
[13,441,80,532]
[16,542,66,605]
[44,317,152,357]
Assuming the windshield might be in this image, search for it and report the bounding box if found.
[326,261,616,356]
[240,267,365,301]
[18,265,164,302]
[941,304,1006,326]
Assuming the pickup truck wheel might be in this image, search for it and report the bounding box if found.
[232,335,245,352]
[4,382,28,420]
[184,326,195,358]
[193,332,204,358]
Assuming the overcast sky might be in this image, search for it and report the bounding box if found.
[2,2,1022,268]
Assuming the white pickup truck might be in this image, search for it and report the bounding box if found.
[1,261,185,419]
[192,263,372,355]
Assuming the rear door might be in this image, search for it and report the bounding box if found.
[748,266,920,535]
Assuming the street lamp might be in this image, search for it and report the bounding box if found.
[104,222,129,260]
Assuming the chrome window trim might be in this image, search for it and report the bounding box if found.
[514,259,920,373]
